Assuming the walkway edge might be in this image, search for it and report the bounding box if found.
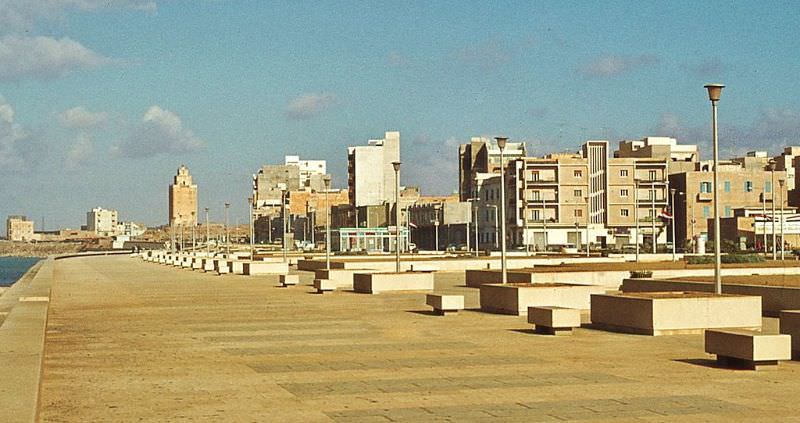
[0,258,54,423]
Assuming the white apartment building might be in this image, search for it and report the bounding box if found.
[347,131,401,209]
[87,207,118,236]
[284,155,327,191]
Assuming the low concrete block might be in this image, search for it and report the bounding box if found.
[528,306,581,335]
[216,262,230,275]
[705,329,791,370]
[202,258,215,272]
[425,294,464,315]
[314,279,336,294]
[591,292,762,336]
[280,274,299,287]
[480,283,606,316]
[313,268,377,289]
[242,261,289,275]
[353,272,435,294]
[779,310,800,360]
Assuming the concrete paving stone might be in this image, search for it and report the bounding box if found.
[31,256,800,422]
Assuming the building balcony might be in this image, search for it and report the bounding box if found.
[697,192,713,202]
[526,178,558,185]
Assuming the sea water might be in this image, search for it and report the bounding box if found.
[0,257,41,287]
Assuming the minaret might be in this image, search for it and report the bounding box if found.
[168,165,198,226]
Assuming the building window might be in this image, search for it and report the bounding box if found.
[766,181,772,193]
[620,169,628,177]
[703,206,710,218]
[648,170,657,181]
[700,182,712,193]
[724,206,732,217]
[532,190,541,201]
[532,210,540,221]
[620,189,629,197]
[620,209,629,217]
[745,181,753,192]
[574,170,582,178]
[531,171,540,181]
[574,189,582,197]
[574,209,582,218]
[724,181,731,193]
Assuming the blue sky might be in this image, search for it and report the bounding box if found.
[1,1,799,231]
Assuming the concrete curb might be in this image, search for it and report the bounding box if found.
[0,258,54,423]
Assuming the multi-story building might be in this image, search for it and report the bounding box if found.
[6,215,34,241]
[614,136,698,175]
[408,201,472,251]
[87,207,118,236]
[284,155,327,192]
[347,130,400,209]
[168,165,198,226]
[459,136,526,201]
[504,140,669,252]
[669,161,788,251]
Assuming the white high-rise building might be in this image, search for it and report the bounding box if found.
[347,131,400,208]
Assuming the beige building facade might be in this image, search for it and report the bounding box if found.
[168,165,198,226]
[6,215,34,241]
[669,161,788,251]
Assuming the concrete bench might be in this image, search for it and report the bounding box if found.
[528,306,581,335]
[314,279,336,294]
[280,274,299,287]
[705,329,792,370]
[425,294,464,315]
[779,310,800,360]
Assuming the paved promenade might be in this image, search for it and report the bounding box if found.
[27,256,800,421]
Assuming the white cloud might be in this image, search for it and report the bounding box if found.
[114,105,205,158]
[65,132,92,170]
[285,93,336,120]
[580,54,658,78]
[58,106,107,129]
[0,0,156,33]
[0,95,31,171]
[0,35,110,82]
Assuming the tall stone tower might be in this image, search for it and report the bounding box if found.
[169,165,198,226]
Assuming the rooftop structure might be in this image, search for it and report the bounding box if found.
[459,136,526,201]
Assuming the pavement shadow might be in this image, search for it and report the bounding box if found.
[509,328,538,335]
[406,310,440,316]
[674,358,728,369]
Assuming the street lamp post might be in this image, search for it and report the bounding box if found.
[651,186,657,254]
[224,203,230,255]
[770,161,777,260]
[705,83,725,294]
[634,179,640,262]
[762,176,768,255]
[248,197,254,259]
[670,189,677,261]
[191,212,196,251]
[585,196,590,258]
[204,207,210,256]
[281,187,288,263]
[467,198,479,256]
[392,162,401,273]
[496,137,509,284]
[323,176,331,270]
[780,178,786,261]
